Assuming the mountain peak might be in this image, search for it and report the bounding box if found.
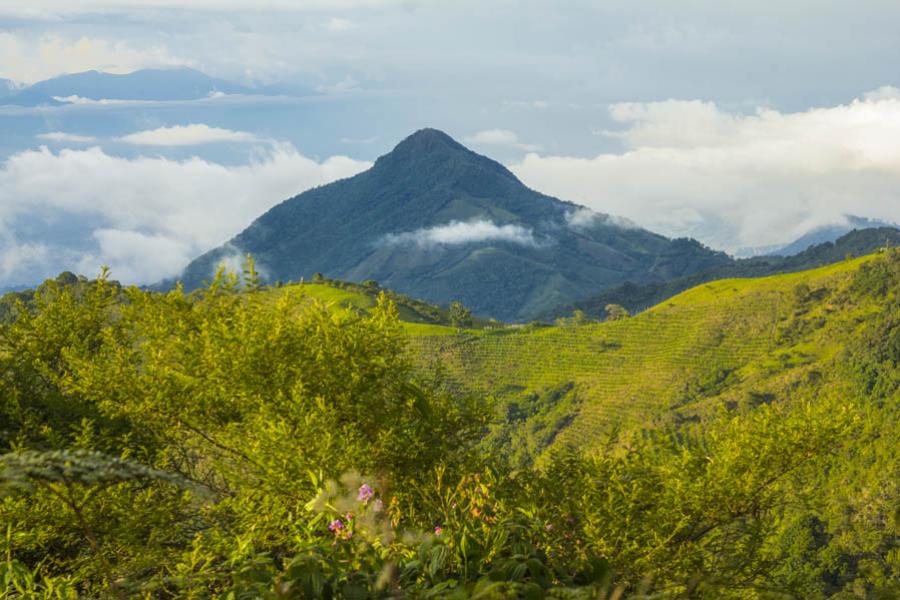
[387,128,468,159]
[374,127,518,185]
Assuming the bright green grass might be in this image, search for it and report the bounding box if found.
[406,255,879,448]
[281,283,376,311]
[269,257,879,450]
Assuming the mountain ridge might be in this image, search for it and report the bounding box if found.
[545,226,900,320]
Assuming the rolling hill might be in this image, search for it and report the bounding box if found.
[177,128,730,321]
[403,249,899,462]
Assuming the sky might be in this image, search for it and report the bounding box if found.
[1,0,899,286]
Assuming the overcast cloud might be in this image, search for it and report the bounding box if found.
[512,90,900,252]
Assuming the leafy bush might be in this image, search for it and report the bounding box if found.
[0,256,897,598]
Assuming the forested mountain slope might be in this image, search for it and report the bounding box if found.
[177,129,730,321]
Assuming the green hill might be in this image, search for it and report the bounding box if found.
[1,250,896,598]
[406,251,898,462]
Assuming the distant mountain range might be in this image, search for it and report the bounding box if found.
[765,215,897,256]
[176,129,732,321]
[0,67,309,107]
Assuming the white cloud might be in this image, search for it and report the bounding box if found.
[0,32,189,84]
[0,233,51,283]
[565,207,636,230]
[51,95,134,105]
[383,219,537,248]
[119,124,260,146]
[863,86,900,102]
[36,131,98,143]
[80,229,193,283]
[511,89,900,252]
[0,145,370,285]
[464,129,542,152]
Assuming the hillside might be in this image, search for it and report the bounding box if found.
[2,250,896,598]
[546,226,900,320]
[177,129,730,321]
[406,250,899,462]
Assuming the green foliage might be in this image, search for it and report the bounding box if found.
[554,310,590,328]
[450,302,474,329]
[603,304,629,322]
[0,253,897,598]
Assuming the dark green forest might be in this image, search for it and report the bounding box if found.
[1,251,898,598]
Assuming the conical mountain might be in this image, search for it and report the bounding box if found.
[178,129,730,320]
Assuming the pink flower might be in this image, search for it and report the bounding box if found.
[357,483,374,503]
[434,526,444,535]
[328,518,352,540]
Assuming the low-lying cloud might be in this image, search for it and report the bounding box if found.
[512,89,900,252]
[119,124,260,146]
[565,207,637,230]
[383,219,538,248]
[0,143,370,286]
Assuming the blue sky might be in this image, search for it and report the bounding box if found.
[1,1,899,286]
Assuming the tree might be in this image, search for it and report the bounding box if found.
[449,301,472,329]
[604,303,630,321]
[555,309,590,327]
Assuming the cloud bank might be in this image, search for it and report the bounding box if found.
[119,124,260,146]
[0,144,370,285]
[511,89,900,252]
[383,219,537,248]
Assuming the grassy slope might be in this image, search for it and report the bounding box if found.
[404,255,883,450]
[254,254,885,454]
[272,282,469,335]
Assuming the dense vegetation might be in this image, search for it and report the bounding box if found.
[1,251,898,598]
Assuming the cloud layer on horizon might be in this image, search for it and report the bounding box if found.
[511,89,900,252]
[0,143,370,285]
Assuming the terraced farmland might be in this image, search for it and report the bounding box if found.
[406,256,878,448]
